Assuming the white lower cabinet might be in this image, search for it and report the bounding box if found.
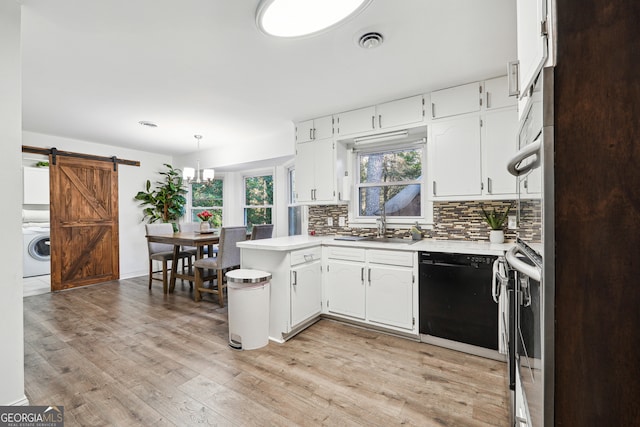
[240,245,323,343]
[326,259,366,319]
[324,246,418,335]
[290,259,322,327]
[367,264,414,330]
[325,247,366,319]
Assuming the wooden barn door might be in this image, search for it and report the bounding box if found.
[50,156,119,291]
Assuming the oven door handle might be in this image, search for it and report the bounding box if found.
[505,246,542,282]
[507,137,542,177]
[492,258,508,303]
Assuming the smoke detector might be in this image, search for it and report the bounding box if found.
[358,32,383,49]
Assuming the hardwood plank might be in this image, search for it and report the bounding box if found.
[24,276,509,426]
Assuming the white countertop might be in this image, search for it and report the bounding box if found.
[237,235,513,256]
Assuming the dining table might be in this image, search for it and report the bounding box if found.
[145,231,220,293]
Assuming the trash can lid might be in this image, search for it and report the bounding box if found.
[226,269,272,284]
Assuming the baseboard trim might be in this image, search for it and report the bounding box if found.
[6,395,30,406]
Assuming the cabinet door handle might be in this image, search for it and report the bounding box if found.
[486,92,491,109]
[431,102,435,118]
[508,60,519,97]
[368,268,372,285]
[371,115,375,129]
[432,181,437,196]
[487,177,493,194]
[378,114,382,128]
[313,128,316,140]
[361,267,364,283]
[309,128,313,140]
[292,270,297,286]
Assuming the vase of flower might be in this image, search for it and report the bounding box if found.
[197,210,213,231]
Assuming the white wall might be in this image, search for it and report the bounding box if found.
[172,127,295,173]
[0,0,27,406]
[22,131,173,279]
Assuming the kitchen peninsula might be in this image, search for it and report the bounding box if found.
[237,235,512,346]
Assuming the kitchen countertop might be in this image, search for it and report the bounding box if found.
[237,235,513,256]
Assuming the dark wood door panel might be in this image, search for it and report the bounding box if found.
[51,156,119,291]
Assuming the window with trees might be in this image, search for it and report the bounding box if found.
[190,179,223,227]
[357,147,423,218]
[244,174,273,231]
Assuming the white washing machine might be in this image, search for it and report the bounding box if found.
[23,226,51,277]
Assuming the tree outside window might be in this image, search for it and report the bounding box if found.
[358,147,423,217]
[244,174,273,231]
[191,179,223,227]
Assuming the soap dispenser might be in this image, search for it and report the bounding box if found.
[410,222,422,241]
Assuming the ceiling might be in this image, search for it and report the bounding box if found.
[20,0,516,158]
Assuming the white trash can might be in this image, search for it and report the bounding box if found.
[226,269,272,350]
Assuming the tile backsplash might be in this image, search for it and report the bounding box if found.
[308,200,541,242]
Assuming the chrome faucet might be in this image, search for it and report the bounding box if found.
[376,202,387,237]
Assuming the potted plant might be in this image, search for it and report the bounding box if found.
[480,205,511,243]
[134,164,188,230]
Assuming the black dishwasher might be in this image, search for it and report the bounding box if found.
[419,252,498,350]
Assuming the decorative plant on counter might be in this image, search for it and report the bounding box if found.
[480,205,511,230]
[134,164,188,226]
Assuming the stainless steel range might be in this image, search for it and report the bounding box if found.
[505,66,555,427]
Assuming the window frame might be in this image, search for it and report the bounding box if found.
[287,165,304,235]
[243,172,274,230]
[350,142,431,227]
[188,177,224,226]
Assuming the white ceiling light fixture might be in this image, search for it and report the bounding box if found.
[256,0,372,38]
[183,135,214,183]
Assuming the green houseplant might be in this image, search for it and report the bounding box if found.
[480,205,511,243]
[135,164,188,228]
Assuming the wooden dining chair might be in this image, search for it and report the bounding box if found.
[250,223,274,240]
[145,223,192,293]
[193,226,246,306]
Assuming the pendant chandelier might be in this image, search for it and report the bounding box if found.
[183,135,214,183]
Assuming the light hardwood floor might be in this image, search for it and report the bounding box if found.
[23,276,509,426]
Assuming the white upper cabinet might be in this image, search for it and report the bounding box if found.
[23,167,50,205]
[516,0,549,98]
[481,108,519,195]
[483,76,517,110]
[335,106,375,136]
[295,138,336,203]
[430,115,482,198]
[296,115,333,143]
[375,95,424,129]
[335,95,424,137]
[430,82,481,119]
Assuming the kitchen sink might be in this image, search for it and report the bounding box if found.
[364,237,413,244]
